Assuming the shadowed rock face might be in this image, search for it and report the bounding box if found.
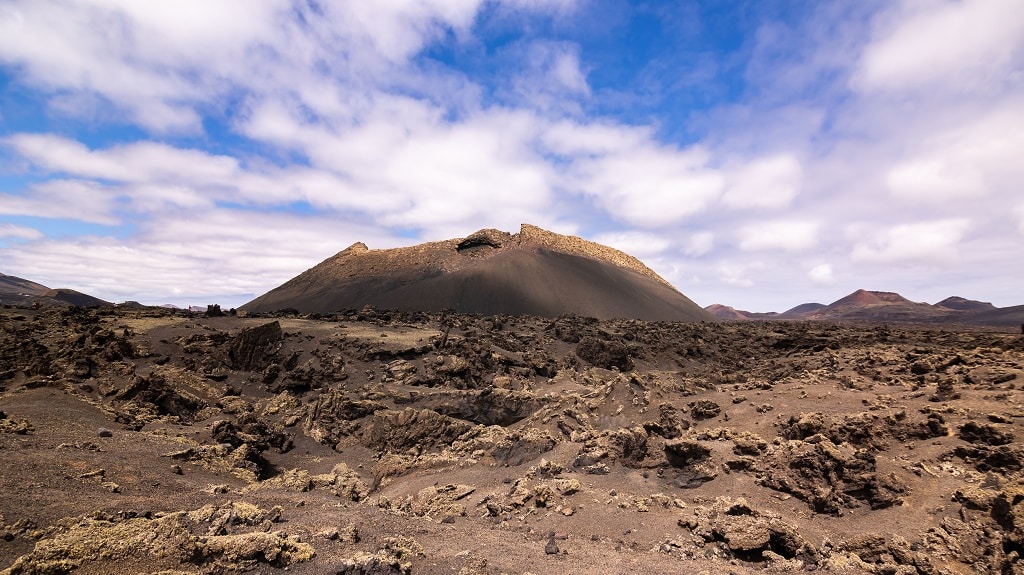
[241,224,715,322]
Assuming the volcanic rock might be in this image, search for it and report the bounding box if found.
[4,304,1024,574]
[227,321,283,371]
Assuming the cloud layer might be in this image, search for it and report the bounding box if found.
[0,0,1022,310]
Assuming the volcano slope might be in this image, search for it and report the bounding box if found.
[241,225,715,322]
[2,306,1023,575]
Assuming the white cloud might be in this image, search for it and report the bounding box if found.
[808,263,835,286]
[4,134,240,184]
[2,110,563,243]
[683,232,714,257]
[885,159,985,202]
[540,120,652,156]
[238,95,728,233]
[508,41,590,112]
[0,223,42,240]
[738,220,819,252]
[334,0,482,62]
[592,231,670,258]
[565,144,724,227]
[722,154,802,209]
[854,0,1024,94]
[851,219,971,264]
[0,0,573,132]
[0,180,121,225]
[1015,206,1024,234]
[717,261,765,288]
[0,1,287,131]
[883,101,1024,203]
[240,105,559,236]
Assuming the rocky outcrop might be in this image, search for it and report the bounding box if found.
[755,437,907,514]
[227,321,283,371]
[2,503,313,574]
[575,336,634,371]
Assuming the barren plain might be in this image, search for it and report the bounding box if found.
[1,305,1023,574]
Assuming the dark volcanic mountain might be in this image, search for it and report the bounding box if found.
[242,224,716,322]
[780,302,826,318]
[40,288,111,307]
[935,296,997,312]
[0,273,111,308]
[0,273,48,297]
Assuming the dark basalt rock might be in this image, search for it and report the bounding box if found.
[228,321,283,371]
[576,336,634,371]
[456,229,510,251]
[959,421,1015,446]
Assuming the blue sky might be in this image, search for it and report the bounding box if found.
[1,0,1023,311]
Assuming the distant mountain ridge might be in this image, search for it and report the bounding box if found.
[706,289,1022,327]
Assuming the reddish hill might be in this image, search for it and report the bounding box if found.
[804,290,943,322]
[704,304,751,321]
[827,289,912,308]
[242,225,717,322]
[729,290,1021,328]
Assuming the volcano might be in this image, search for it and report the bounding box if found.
[242,224,715,322]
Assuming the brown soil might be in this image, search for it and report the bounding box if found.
[2,305,1023,574]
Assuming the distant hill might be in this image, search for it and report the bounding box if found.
[780,302,826,318]
[934,296,997,312]
[0,273,49,306]
[704,304,751,321]
[0,273,49,297]
[805,289,945,322]
[963,304,1024,328]
[708,289,1022,328]
[41,288,111,307]
[243,225,717,322]
[704,303,782,321]
[0,273,111,308]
